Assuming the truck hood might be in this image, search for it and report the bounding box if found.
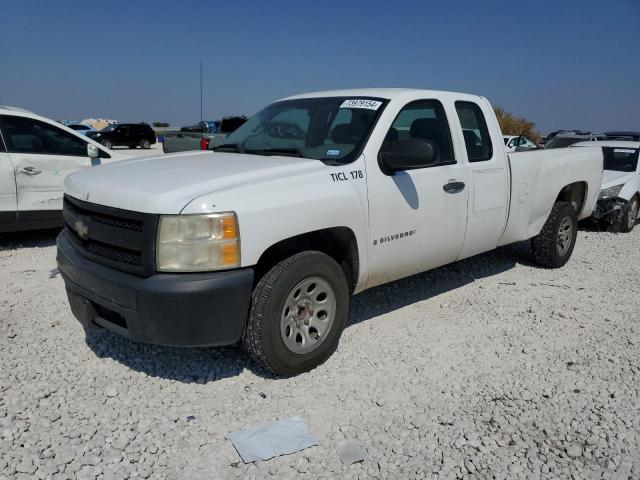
[65,151,324,214]
[601,169,636,190]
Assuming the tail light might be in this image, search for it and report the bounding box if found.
[200,138,210,150]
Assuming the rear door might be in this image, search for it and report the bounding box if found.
[0,114,94,215]
[453,100,509,259]
[0,131,17,229]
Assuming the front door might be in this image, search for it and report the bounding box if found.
[0,115,93,214]
[365,99,469,288]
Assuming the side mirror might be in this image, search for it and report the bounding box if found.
[378,138,438,174]
[87,144,99,158]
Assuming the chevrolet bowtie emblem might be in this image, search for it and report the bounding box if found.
[74,217,89,240]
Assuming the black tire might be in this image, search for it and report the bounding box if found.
[140,139,151,149]
[620,195,639,233]
[101,140,113,149]
[243,251,349,376]
[532,201,578,268]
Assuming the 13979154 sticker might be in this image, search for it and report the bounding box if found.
[339,99,382,110]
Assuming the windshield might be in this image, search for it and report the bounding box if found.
[217,97,387,162]
[603,147,639,172]
[101,124,117,132]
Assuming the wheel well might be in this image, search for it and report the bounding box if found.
[254,227,359,292]
[556,181,587,215]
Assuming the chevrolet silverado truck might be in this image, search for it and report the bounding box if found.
[56,89,603,375]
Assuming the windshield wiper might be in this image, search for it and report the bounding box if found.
[246,147,303,158]
[213,143,245,153]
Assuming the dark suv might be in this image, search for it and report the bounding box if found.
[87,123,156,149]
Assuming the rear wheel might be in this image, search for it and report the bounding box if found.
[243,251,349,376]
[620,195,639,233]
[140,139,151,149]
[101,140,113,149]
[532,201,578,268]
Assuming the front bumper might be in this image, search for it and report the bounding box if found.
[592,197,627,223]
[56,230,254,347]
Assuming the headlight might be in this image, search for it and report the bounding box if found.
[156,212,240,272]
[599,184,624,200]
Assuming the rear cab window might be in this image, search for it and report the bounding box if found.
[455,101,493,162]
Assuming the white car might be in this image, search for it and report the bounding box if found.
[503,135,538,153]
[56,88,603,375]
[572,140,640,231]
[0,106,126,232]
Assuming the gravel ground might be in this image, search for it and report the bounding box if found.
[1,225,639,479]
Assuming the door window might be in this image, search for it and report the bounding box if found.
[380,100,455,167]
[0,115,88,156]
[455,102,493,162]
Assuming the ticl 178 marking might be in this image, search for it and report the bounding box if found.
[330,170,364,182]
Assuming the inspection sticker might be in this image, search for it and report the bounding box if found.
[614,149,636,154]
[340,99,382,110]
[326,149,341,156]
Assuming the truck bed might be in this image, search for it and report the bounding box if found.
[499,146,604,246]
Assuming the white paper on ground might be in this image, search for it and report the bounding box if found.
[228,416,317,463]
[336,439,366,465]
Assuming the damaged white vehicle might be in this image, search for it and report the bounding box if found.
[572,140,640,232]
[57,89,604,375]
[0,107,125,232]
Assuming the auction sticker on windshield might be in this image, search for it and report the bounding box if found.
[614,149,636,154]
[340,99,382,110]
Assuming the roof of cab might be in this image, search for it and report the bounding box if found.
[280,88,483,101]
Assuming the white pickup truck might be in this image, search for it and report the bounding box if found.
[57,89,603,375]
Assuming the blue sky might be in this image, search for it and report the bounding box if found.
[1,0,638,133]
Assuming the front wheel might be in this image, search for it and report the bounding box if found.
[243,251,349,376]
[532,201,578,268]
[620,195,639,233]
[101,140,113,149]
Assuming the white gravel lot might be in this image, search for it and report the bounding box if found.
[1,225,639,479]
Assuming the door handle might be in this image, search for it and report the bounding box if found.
[443,181,465,194]
[18,166,42,176]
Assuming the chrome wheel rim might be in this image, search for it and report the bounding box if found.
[556,216,574,256]
[628,199,638,230]
[280,276,336,354]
